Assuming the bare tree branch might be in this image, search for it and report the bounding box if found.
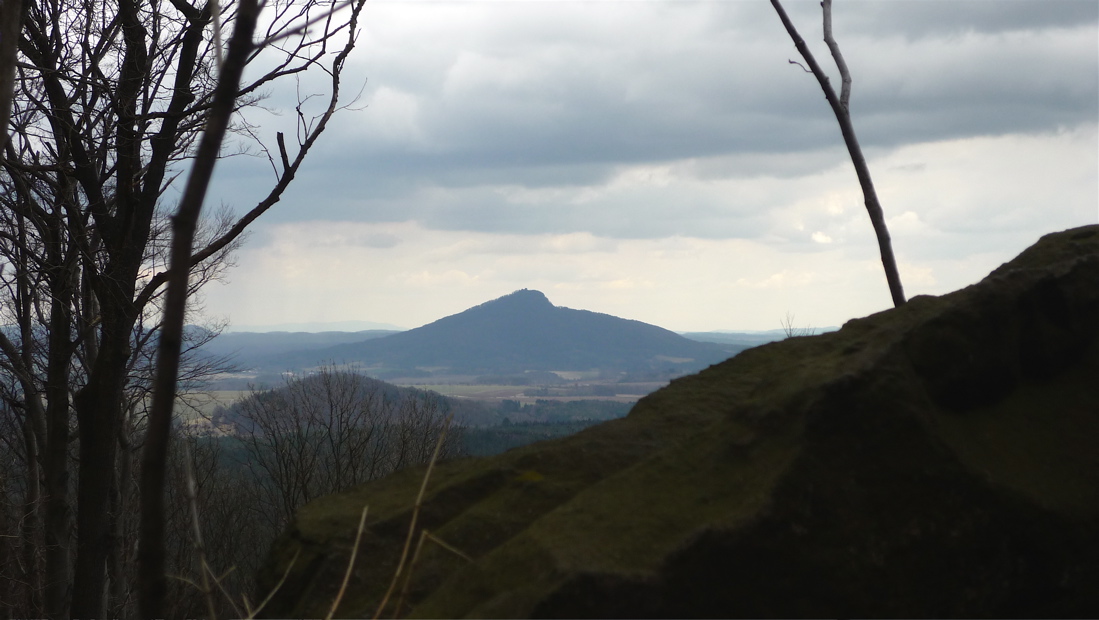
[770,0,906,307]
[134,0,367,312]
[821,0,852,110]
[139,0,262,614]
[2,0,373,614]
[0,0,25,157]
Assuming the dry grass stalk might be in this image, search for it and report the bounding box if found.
[182,441,219,620]
[373,416,452,619]
[326,503,370,620]
[394,529,474,616]
[244,547,301,619]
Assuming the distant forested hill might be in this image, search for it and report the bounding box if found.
[212,368,497,428]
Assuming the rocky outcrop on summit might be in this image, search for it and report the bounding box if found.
[257,226,1099,618]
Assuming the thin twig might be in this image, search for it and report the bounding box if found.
[424,531,474,564]
[373,416,452,619]
[182,440,218,620]
[788,59,811,73]
[255,0,356,49]
[395,529,430,617]
[821,0,851,110]
[277,131,290,174]
[394,529,474,616]
[246,547,301,619]
[326,504,370,620]
[211,0,224,71]
[204,564,244,619]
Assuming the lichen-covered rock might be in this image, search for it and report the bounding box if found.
[256,225,1099,618]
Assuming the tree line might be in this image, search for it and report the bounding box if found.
[0,0,369,613]
[1,366,461,618]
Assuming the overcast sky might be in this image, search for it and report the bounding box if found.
[202,0,1098,333]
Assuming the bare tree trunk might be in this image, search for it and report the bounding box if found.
[42,216,78,620]
[3,0,370,613]
[138,1,261,614]
[108,418,135,620]
[770,0,906,307]
[0,0,24,154]
[14,225,46,615]
[71,320,131,619]
[19,402,43,614]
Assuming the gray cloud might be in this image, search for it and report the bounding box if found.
[205,0,1097,244]
[836,0,1098,38]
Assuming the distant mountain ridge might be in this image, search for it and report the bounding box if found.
[224,320,405,333]
[262,289,740,375]
[681,328,837,347]
[198,329,400,370]
[680,331,785,347]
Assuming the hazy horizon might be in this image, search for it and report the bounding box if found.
[219,291,829,335]
[223,321,812,336]
[223,320,407,334]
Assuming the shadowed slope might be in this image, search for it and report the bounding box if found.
[257,226,1099,618]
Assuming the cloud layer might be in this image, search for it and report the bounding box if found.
[203,0,1098,331]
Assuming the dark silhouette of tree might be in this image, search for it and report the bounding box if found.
[0,0,367,615]
[237,367,464,534]
[770,0,906,307]
[0,0,23,154]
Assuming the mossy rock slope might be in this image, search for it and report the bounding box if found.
[257,225,1099,618]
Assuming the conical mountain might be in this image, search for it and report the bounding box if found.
[285,289,735,374]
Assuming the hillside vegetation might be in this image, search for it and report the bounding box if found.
[257,226,1099,618]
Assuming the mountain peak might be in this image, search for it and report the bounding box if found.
[481,289,553,309]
